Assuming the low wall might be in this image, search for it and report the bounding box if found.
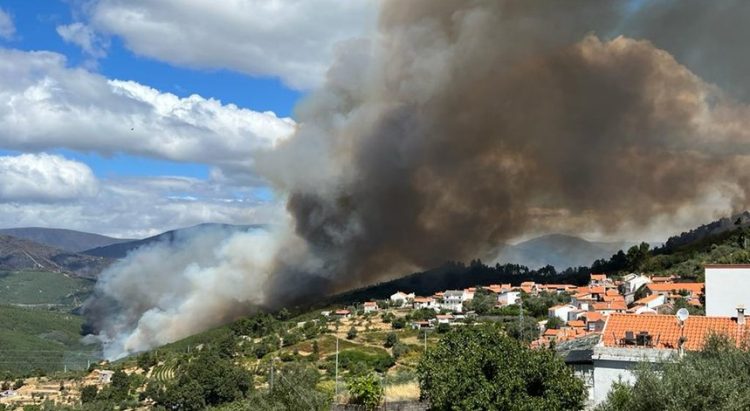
[331,401,430,411]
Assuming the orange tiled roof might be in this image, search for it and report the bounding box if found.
[568,320,586,328]
[647,282,704,294]
[543,328,559,337]
[590,274,607,281]
[602,295,625,303]
[605,289,620,296]
[601,313,750,350]
[593,301,627,311]
[521,281,536,287]
[364,301,377,307]
[651,276,675,283]
[583,312,603,322]
[413,297,433,303]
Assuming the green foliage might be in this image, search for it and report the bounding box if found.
[267,363,330,410]
[505,316,540,344]
[149,348,253,409]
[0,271,93,307]
[465,288,497,315]
[409,308,437,322]
[436,323,451,333]
[392,343,409,360]
[418,324,585,410]
[347,326,358,340]
[0,304,98,374]
[334,349,395,373]
[545,316,563,330]
[596,334,750,411]
[230,313,279,338]
[672,297,705,316]
[384,332,398,348]
[13,378,24,390]
[347,374,383,410]
[137,352,158,371]
[522,292,570,318]
[80,385,98,403]
[391,317,406,330]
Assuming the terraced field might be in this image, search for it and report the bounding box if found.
[152,362,177,382]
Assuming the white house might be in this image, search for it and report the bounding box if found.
[632,293,665,310]
[441,290,465,312]
[363,301,379,313]
[390,291,415,307]
[620,274,652,304]
[413,297,439,310]
[497,291,520,306]
[548,304,577,322]
[591,312,749,406]
[705,264,750,316]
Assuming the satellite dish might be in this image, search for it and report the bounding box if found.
[676,308,690,323]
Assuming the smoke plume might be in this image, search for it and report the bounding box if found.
[87,0,750,358]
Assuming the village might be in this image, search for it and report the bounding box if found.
[318,263,750,408]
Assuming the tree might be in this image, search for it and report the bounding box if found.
[137,352,158,371]
[596,334,750,411]
[347,374,383,410]
[384,332,399,348]
[268,363,331,410]
[347,326,358,340]
[465,288,497,315]
[80,385,98,403]
[418,324,585,410]
[545,316,563,330]
[12,379,24,390]
[505,316,540,343]
[392,317,406,330]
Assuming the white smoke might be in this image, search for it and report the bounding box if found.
[90,223,305,359]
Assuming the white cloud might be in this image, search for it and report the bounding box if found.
[0,8,14,40]
[0,153,98,202]
[56,22,108,58]
[0,154,285,238]
[86,0,376,89]
[0,47,296,182]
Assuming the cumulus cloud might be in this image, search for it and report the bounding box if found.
[0,153,98,202]
[56,22,108,59]
[86,0,376,89]
[0,48,295,182]
[0,8,13,40]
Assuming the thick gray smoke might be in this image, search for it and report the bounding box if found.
[88,0,750,358]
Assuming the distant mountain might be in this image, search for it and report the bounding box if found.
[491,234,635,270]
[0,227,133,253]
[0,235,112,278]
[83,223,265,259]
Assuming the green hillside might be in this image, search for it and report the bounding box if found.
[592,227,750,280]
[0,304,99,375]
[0,270,94,308]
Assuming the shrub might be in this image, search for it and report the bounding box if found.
[347,374,383,410]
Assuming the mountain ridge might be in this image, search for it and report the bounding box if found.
[0,227,133,253]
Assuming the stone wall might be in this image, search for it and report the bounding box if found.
[331,401,430,411]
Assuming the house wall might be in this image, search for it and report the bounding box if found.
[705,266,750,316]
[592,359,636,406]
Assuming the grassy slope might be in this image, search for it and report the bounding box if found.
[0,271,94,307]
[0,304,98,374]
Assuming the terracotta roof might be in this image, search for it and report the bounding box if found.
[364,301,377,307]
[334,309,351,315]
[593,301,627,311]
[521,281,536,287]
[568,320,586,328]
[605,289,620,296]
[602,295,625,303]
[413,297,433,303]
[583,312,603,322]
[647,282,704,294]
[650,276,675,283]
[590,274,607,281]
[601,313,750,350]
[544,328,559,337]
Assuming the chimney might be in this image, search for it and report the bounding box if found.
[737,305,746,326]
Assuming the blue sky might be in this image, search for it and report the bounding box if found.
[2,0,300,179]
[0,0,373,236]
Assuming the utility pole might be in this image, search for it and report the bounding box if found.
[424,330,427,352]
[335,336,340,402]
[270,357,274,390]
